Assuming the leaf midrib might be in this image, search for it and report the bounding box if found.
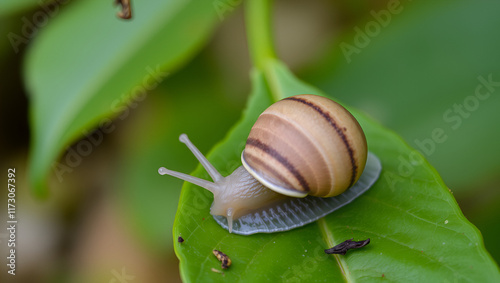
[318,218,353,283]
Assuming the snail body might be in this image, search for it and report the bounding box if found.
[159,95,381,235]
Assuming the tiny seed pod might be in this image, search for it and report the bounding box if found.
[159,94,382,235]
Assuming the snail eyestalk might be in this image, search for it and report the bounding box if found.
[158,167,219,194]
[158,134,225,194]
[179,134,223,182]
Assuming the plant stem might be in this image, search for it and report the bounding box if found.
[245,0,276,71]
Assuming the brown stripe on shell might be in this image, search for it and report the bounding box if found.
[243,152,297,191]
[246,138,310,192]
[283,96,358,187]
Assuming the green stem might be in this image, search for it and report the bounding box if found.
[246,0,286,101]
[245,0,276,71]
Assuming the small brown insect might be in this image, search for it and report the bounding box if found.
[213,250,232,269]
[324,238,370,255]
[178,236,184,243]
[114,0,132,19]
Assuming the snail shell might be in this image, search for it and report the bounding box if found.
[242,95,367,198]
[159,95,381,235]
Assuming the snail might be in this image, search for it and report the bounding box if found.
[159,94,381,235]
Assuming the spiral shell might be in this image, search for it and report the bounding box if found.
[242,94,368,198]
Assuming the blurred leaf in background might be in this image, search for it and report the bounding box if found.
[24,0,223,197]
[2,0,242,281]
[0,0,41,17]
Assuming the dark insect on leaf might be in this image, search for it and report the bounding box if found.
[114,0,132,19]
[324,238,370,255]
[213,250,232,269]
[178,236,184,243]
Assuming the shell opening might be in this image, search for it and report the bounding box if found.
[241,150,308,198]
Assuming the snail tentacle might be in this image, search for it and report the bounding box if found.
[158,133,225,194]
[158,167,219,194]
[179,133,223,183]
[226,208,234,233]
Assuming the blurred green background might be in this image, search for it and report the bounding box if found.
[1,0,499,282]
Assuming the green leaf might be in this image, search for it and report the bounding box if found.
[25,0,223,196]
[173,60,499,282]
[304,0,500,191]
